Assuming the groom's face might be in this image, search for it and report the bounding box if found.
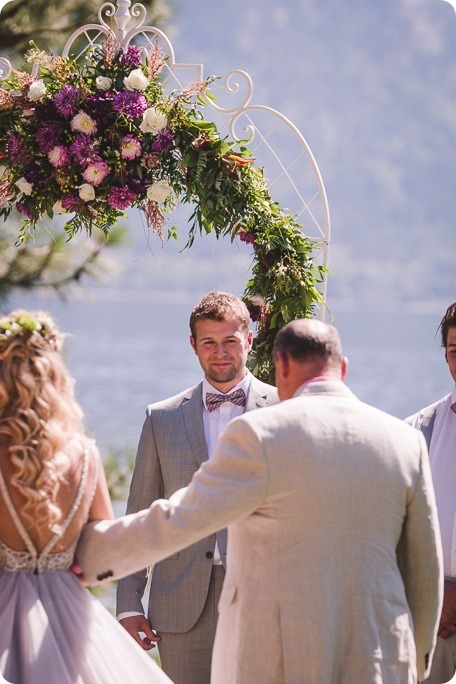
[190,318,253,392]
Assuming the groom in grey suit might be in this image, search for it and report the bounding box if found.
[82,319,442,683]
[116,291,278,684]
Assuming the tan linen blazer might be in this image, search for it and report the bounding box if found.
[116,376,278,632]
[80,381,443,683]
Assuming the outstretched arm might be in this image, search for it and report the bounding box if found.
[76,416,268,585]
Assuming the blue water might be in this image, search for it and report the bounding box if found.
[7,292,451,457]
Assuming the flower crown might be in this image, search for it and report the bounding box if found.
[0,311,63,351]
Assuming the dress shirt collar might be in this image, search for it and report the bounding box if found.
[293,376,345,398]
[202,371,252,410]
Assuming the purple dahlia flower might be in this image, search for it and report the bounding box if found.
[23,163,42,184]
[61,193,81,211]
[35,122,61,153]
[15,202,35,220]
[108,185,137,210]
[238,230,256,246]
[48,146,72,168]
[112,91,148,118]
[120,46,143,67]
[54,86,80,119]
[150,129,175,154]
[70,134,101,168]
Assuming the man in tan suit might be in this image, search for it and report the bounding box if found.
[79,319,443,683]
[116,291,277,684]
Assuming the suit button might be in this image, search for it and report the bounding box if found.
[206,551,213,559]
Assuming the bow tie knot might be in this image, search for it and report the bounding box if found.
[205,388,246,412]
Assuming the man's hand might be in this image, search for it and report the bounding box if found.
[119,615,161,650]
[438,582,456,639]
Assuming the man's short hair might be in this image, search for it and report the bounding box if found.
[438,302,456,348]
[189,291,251,339]
[273,319,343,364]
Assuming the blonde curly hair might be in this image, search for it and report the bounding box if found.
[0,310,84,532]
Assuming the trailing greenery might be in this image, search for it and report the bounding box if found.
[0,36,328,380]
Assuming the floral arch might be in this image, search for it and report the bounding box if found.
[0,0,330,382]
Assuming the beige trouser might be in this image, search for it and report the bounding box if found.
[156,566,225,684]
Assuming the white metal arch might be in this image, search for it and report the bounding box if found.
[2,0,331,315]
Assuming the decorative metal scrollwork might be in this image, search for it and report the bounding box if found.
[0,0,330,312]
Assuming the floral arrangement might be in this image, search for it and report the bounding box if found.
[0,36,328,382]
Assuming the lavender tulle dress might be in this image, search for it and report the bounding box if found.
[0,449,172,684]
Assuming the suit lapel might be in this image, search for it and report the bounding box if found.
[182,383,208,468]
[245,376,275,412]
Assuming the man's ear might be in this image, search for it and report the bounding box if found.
[341,356,349,381]
[275,351,289,379]
[190,335,197,354]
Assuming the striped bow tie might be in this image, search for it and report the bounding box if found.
[205,388,246,412]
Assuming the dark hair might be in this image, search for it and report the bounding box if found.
[189,291,250,339]
[273,319,343,364]
[438,302,456,347]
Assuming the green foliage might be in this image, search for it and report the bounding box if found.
[102,448,136,502]
[0,35,328,380]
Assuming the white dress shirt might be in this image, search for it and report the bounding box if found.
[203,371,252,564]
[408,386,456,577]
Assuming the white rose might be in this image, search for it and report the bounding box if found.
[146,180,172,204]
[27,79,47,101]
[123,68,149,92]
[140,107,167,134]
[16,177,33,195]
[52,200,66,214]
[248,295,267,308]
[79,183,95,201]
[96,76,112,91]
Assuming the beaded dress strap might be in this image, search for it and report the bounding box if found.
[0,461,37,560]
[0,443,91,558]
[41,444,91,556]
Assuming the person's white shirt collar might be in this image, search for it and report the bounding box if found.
[451,385,456,406]
[202,370,252,409]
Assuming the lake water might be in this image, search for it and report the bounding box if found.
[7,291,451,460]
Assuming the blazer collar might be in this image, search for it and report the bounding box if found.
[296,379,357,401]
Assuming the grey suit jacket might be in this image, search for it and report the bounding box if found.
[116,374,278,632]
[81,381,442,683]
